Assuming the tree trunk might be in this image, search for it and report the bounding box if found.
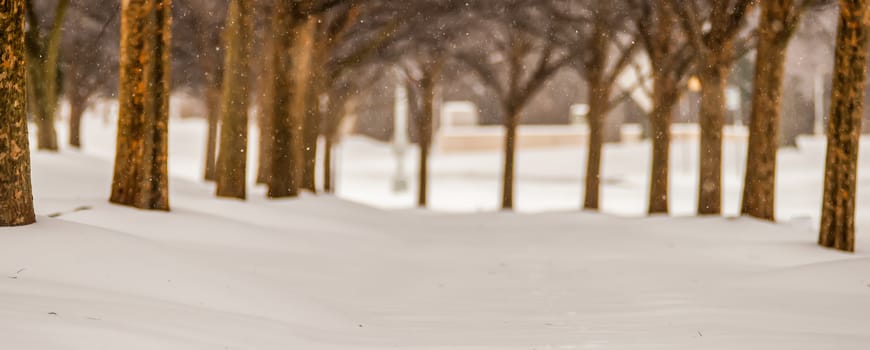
[0,0,36,226]
[501,108,518,210]
[266,2,296,198]
[301,26,327,193]
[741,3,794,221]
[648,79,679,214]
[583,81,609,210]
[110,0,171,211]
[31,65,59,150]
[301,72,322,193]
[203,84,220,181]
[215,0,253,200]
[323,135,333,193]
[645,0,683,215]
[819,0,869,252]
[289,17,315,193]
[256,32,275,185]
[267,3,309,198]
[65,53,89,149]
[417,74,436,208]
[27,0,68,151]
[68,93,86,148]
[322,88,347,194]
[195,5,223,183]
[697,60,730,215]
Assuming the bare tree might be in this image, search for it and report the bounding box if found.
[671,0,756,215]
[458,2,574,210]
[177,0,226,181]
[315,1,409,193]
[260,0,395,196]
[629,0,694,214]
[320,65,388,193]
[300,3,360,193]
[0,0,36,226]
[741,0,834,221]
[261,0,356,198]
[399,52,446,207]
[384,1,467,207]
[62,0,119,148]
[818,0,870,252]
[553,0,639,210]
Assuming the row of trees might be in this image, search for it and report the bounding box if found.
[0,0,867,252]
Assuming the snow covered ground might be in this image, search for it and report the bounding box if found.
[0,115,868,349]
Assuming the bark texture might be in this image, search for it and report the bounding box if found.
[110,0,171,211]
[819,0,870,252]
[0,0,36,226]
[741,0,802,221]
[215,0,253,199]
